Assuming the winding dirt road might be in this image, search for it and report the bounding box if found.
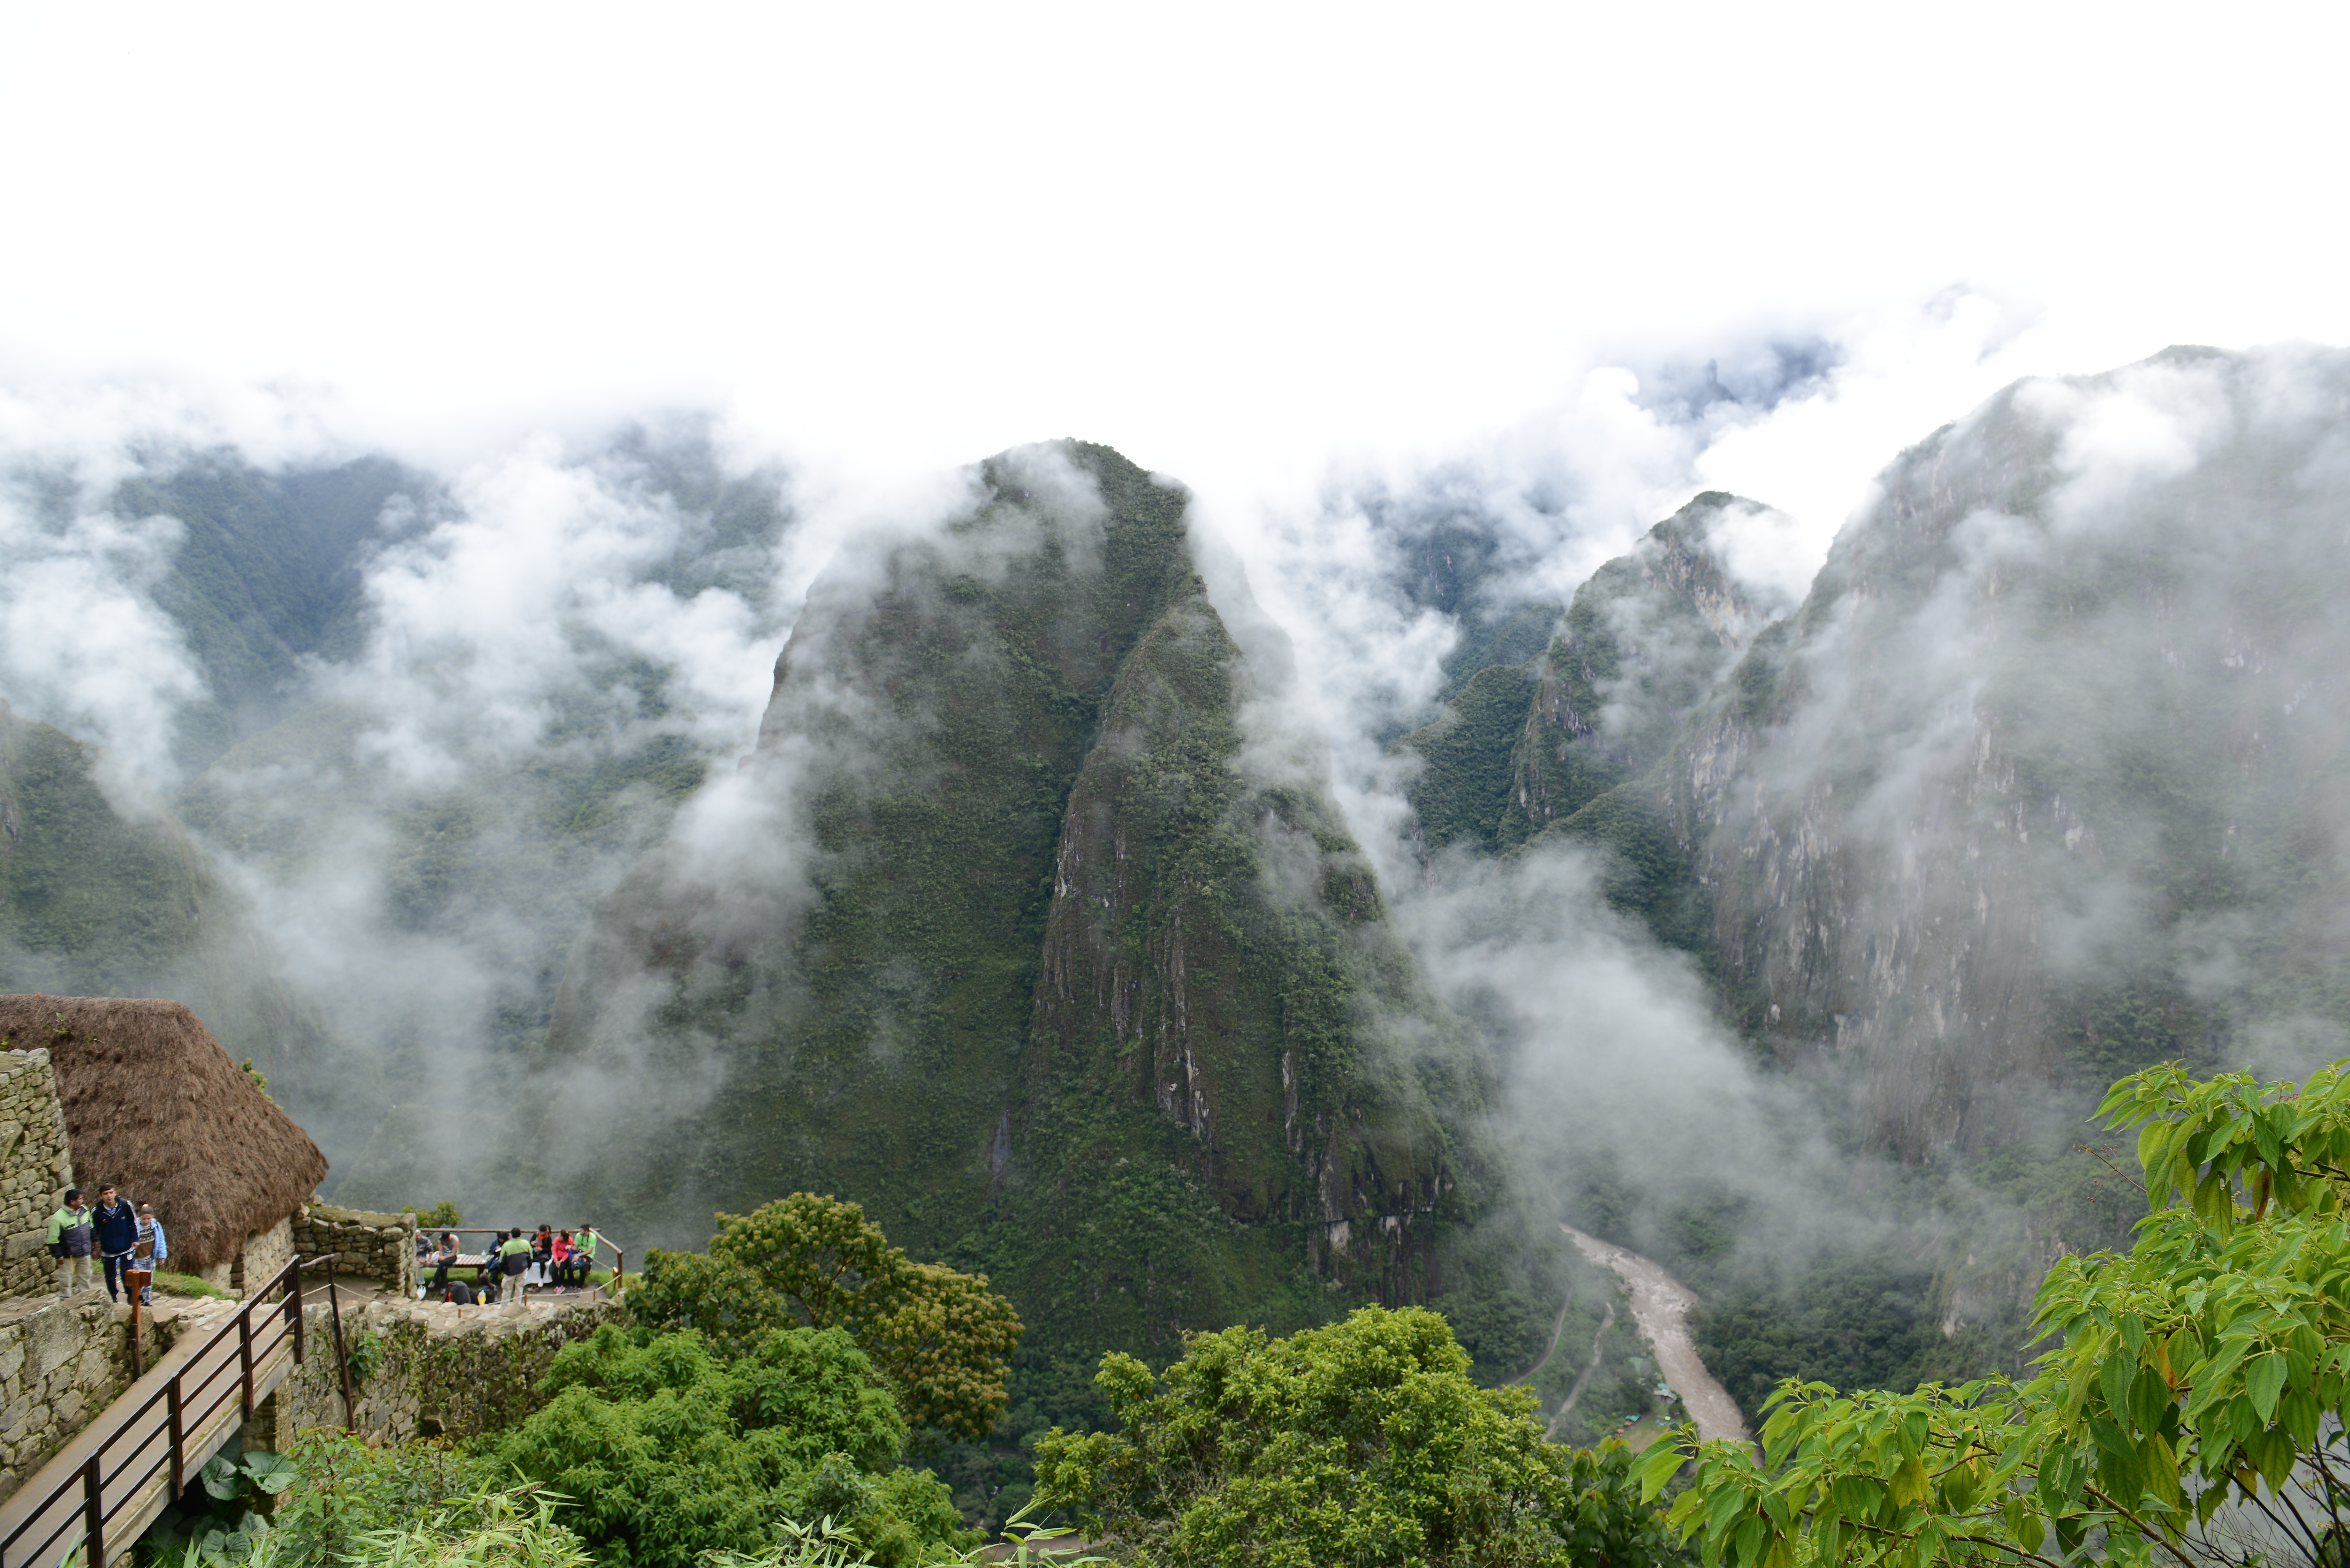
[1560,1223,1752,1449]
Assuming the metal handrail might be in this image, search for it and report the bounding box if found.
[0,1252,319,1568]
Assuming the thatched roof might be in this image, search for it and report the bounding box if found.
[0,996,329,1269]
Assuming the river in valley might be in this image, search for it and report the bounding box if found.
[1560,1223,1753,1449]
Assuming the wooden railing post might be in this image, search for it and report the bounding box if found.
[289,1256,305,1363]
[167,1377,184,1500]
[81,1451,103,1567]
[239,1306,254,1421]
[324,1262,356,1433]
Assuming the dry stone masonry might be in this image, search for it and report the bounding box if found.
[289,1204,418,1298]
[0,1052,75,1300]
[0,1294,214,1503]
[254,1295,619,1449]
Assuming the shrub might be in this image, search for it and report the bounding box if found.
[492,1324,970,1568]
[1034,1305,1683,1567]
[633,1195,1023,1443]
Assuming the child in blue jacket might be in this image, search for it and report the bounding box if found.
[135,1203,167,1306]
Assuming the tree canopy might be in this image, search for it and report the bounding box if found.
[1644,1060,2350,1568]
[1034,1304,1681,1567]
[493,1323,969,1568]
[629,1193,1024,1443]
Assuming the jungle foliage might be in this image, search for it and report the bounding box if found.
[1034,1305,1684,1568]
[627,1195,1023,1443]
[1645,1060,2350,1568]
[492,1323,970,1568]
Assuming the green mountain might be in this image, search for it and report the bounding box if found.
[530,441,1542,1412]
[1658,347,2350,1153]
[21,350,2350,1435]
[1400,347,2350,1166]
[112,453,427,774]
[0,700,317,1071]
[1,433,801,1171]
[1395,491,1782,946]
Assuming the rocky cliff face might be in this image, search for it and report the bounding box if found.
[539,441,1497,1361]
[1656,346,2350,1154]
[1401,347,2350,1162]
[1398,493,1784,862]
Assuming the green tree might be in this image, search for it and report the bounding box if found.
[1644,1059,2350,1568]
[625,1250,788,1361]
[1033,1305,1682,1567]
[634,1194,1024,1442]
[492,1323,969,1568]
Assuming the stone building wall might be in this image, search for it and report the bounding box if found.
[252,1296,620,1449]
[0,1294,159,1503]
[231,1216,295,1294]
[0,1052,75,1300]
[289,1205,417,1298]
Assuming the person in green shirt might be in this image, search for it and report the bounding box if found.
[497,1226,533,1304]
[46,1188,94,1299]
[573,1224,602,1284]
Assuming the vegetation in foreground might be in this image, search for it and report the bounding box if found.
[1648,1059,2350,1568]
[139,1190,1689,1568]
[1035,1304,1683,1567]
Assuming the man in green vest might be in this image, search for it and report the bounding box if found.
[46,1188,94,1299]
[497,1227,533,1305]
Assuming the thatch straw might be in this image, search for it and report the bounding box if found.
[0,996,329,1269]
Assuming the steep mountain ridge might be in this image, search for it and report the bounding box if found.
[535,443,1506,1366]
[1399,346,2350,1168]
[1652,346,2350,1154]
[1397,491,1787,946]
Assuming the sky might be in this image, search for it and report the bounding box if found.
[5,2,2347,569]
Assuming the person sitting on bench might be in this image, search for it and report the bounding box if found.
[426,1232,459,1293]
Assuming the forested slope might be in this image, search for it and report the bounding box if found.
[533,442,1550,1417]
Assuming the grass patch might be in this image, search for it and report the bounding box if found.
[151,1270,235,1300]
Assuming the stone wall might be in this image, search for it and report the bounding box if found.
[0,1295,136,1502]
[232,1216,295,1295]
[252,1296,620,1450]
[289,1205,417,1298]
[0,1052,75,1300]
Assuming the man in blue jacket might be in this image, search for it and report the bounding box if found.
[92,1185,139,1303]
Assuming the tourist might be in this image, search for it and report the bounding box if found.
[134,1204,167,1306]
[472,1233,500,1293]
[46,1188,94,1299]
[93,1185,140,1303]
[530,1224,554,1286]
[574,1223,602,1285]
[550,1229,577,1289]
[426,1232,459,1294]
[497,1226,532,1304]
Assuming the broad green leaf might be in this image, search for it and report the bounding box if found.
[1637,1438,1689,1502]
[2246,1351,2287,1422]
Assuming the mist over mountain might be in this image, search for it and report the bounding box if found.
[5,344,2350,1432]
[0,420,806,1162]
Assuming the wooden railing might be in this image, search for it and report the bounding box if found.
[0,1254,319,1568]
